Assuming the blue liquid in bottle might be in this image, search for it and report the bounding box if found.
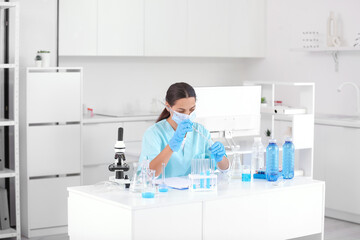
[266,139,279,182]
[282,137,295,179]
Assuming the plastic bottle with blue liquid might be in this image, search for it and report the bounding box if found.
[266,139,279,182]
[282,137,295,179]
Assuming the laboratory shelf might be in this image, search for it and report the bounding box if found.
[0,228,17,239]
[0,168,16,178]
[0,118,15,126]
[0,64,15,68]
[290,47,360,52]
[0,2,16,9]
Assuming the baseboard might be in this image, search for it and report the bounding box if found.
[326,208,360,224]
[23,226,68,239]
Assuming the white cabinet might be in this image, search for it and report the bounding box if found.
[29,176,81,230]
[314,124,360,222]
[144,0,187,56]
[27,71,82,123]
[188,0,229,57]
[98,0,144,56]
[82,120,153,185]
[59,0,97,56]
[228,0,266,57]
[82,122,123,166]
[187,0,265,57]
[28,125,81,177]
[21,68,83,238]
[59,0,265,57]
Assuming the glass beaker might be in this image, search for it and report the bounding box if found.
[142,169,156,198]
[230,145,242,179]
[130,162,143,192]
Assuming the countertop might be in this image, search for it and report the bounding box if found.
[68,177,323,210]
[82,113,158,124]
[315,113,360,128]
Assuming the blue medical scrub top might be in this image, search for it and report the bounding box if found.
[139,119,212,178]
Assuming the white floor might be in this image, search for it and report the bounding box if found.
[20,217,360,240]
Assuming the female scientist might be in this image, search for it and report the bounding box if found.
[139,82,229,177]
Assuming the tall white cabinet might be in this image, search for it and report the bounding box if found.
[0,2,20,240]
[20,68,83,238]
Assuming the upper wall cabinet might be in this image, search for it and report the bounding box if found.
[98,0,144,56]
[59,0,97,56]
[144,0,187,56]
[59,0,265,57]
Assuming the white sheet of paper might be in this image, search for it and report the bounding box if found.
[155,177,190,189]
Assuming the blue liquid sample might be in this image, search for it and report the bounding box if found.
[242,173,251,182]
[142,192,155,198]
[159,188,168,192]
[200,173,204,188]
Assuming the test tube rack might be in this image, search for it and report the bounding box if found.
[189,158,217,192]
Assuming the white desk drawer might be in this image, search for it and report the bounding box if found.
[29,176,81,230]
[28,124,81,176]
[82,122,123,166]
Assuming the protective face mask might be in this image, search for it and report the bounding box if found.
[169,107,196,125]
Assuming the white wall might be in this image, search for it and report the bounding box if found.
[59,57,246,115]
[241,0,360,116]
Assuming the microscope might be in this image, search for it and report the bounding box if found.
[108,127,131,188]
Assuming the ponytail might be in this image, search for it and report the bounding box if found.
[156,108,170,123]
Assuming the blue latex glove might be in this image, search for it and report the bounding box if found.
[169,119,193,152]
[210,141,226,163]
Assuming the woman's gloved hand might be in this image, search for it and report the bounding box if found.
[210,141,226,163]
[169,119,193,152]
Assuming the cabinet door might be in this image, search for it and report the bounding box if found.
[59,0,97,55]
[317,125,360,215]
[228,0,265,57]
[27,72,81,123]
[28,125,81,177]
[188,0,229,57]
[28,176,81,229]
[144,0,187,56]
[82,122,123,166]
[98,0,144,56]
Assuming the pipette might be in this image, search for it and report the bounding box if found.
[159,101,213,146]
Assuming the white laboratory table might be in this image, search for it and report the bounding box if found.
[67,177,325,240]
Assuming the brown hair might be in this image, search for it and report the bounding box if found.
[156,82,196,123]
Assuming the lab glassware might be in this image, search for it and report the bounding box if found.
[266,139,279,182]
[242,165,251,182]
[282,137,295,179]
[230,145,242,179]
[159,163,168,192]
[142,169,156,198]
[130,162,144,193]
[251,137,265,178]
[189,159,217,192]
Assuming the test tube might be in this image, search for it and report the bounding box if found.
[206,159,211,189]
[200,159,205,188]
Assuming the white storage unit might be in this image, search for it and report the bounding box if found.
[244,82,315,177]
[20,68,83,238]
[314,123,360,223]
[0,3,20,240]
[59,0,266,57]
